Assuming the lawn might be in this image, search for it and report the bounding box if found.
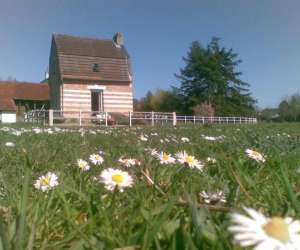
[0,123,300,249]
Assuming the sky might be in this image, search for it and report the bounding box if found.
[0,0,300,108]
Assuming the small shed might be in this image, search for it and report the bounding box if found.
[0,81,49,123]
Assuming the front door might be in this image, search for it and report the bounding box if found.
[91,90,103,112]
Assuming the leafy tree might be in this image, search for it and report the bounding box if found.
[278,94,300,121]
[134,89,183,113]
[175,37,256,115]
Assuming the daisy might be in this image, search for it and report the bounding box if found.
[181,137,190,143]
[199,190,226,205]
[34,172,59,192]
[176,151,204,171]
[118,157,141,167]
[89,154,104,165]
[5,142,15,147]
[229,207,300,249]
[98,168,133,192]
[245,149,266,163]
[206,157,217,164]
[154,152,176,165]
[77,159,90,171]
[140,135,148,141]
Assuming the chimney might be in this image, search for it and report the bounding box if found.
[113,32,124,47]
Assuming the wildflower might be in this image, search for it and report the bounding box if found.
[154,152,176,165]
[181,137,190,143]
[199,191,226,204]
[89,154,104,165]
[77,159,90,171]
[34,172,59,192]
[12,131,22,136]
[206,157,217,164]
[5,142,15,147]
[140,134,148,141]
[98,168,133,192]
[245,149,266,163]
[229,207,300,249]
[118,157,141,167]
[176,151,204,171]
[201,135,224,141]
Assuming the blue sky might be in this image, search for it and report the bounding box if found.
[0,0,299,108]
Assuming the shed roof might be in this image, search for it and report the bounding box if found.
[0,81,49,111]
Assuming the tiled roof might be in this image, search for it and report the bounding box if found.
[0,81,49,111]
[53,34,132,82]
[54,34,128,59]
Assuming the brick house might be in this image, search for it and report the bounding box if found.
[0,81,49,123]
[48,33,133,114]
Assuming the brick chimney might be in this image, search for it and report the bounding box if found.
[113,32,124,47]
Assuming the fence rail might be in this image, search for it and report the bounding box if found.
[24,110,257,127]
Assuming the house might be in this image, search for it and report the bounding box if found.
[0,81,49,123]
[48,32,133,115]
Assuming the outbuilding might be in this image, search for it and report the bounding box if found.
[0,81,49,123]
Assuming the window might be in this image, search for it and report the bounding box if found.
[93,63,100,72]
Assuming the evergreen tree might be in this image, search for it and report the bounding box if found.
[175,37,256,115]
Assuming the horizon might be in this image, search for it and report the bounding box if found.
[1,0,300,109]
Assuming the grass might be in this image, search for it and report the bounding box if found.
[0,123,299,249]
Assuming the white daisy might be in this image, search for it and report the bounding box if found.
[245,149,266,163]
[89,154,104,165]
[118,157,141,167]
[206,157,217,164]
[77,159,90,171]
[5,142,15,147]
[181,137,190,143]
[140,135,148,141]
[154,152,176,165]
[34,172,59,192]
[199,190,226,205]
[175,151,204,171]
[229,207,300,250]
[98,168,133,192]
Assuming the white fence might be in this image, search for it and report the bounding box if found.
[25,110,257,127]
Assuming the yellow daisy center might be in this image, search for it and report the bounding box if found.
[41,177,51,186]
[163,153,170,161]
[112,174,124,184]
[263,217,290,243]
[185,155,194,164]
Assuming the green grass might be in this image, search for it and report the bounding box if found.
[0,123,299,249]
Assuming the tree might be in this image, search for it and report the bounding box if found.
[278,94,300,121]
[134,89,183,113]
[175,37,256,115]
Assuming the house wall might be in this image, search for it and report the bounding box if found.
[0,111,16,123]
[62,81,133,113]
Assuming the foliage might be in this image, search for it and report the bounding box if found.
[0,123,299,249]
[134,89,183,113]
[175,37,256,116]
[192,102,215,117]
[278,94,300,121]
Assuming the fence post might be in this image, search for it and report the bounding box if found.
[240,117,242,124]
[151,111,154,126]
[79,110,82,127]
[193,116,196,124]
[105,112,108,127]
[202,117,204,124]
[129,111,132,127]
[49,109,53,127]
[172,112,177,126]
[184,116,187,124]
